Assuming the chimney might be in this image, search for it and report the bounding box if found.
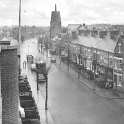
[105,31,111,39]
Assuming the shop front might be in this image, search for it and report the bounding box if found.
[95,63,114,88]
[113,69,123,87]
[113,56,124,87]
[96,64,113,79]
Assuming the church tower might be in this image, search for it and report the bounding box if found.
[50,4,61,39]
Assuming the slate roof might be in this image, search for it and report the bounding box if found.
[68,24,81,31]
[0,37,10,44]
[74,36,117,53]
[1,37,9,41]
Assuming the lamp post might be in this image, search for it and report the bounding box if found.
[18,0,22,75]
[45,74,48,110]
[68,44,70,71]
[67,33,70,72]
[19,0,22,45]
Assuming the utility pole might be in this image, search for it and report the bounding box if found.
[45,74,48,110]
[94,48,97,79]
[18,0,22,75]
[19,0,22,45]
[67,33,70,72]
[107,51,110,79]
[68,45,69,72]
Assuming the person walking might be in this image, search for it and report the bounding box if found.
[23,61,27,69]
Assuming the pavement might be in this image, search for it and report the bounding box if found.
[21,67,55,124]
[20,39,55,124]
[37,89,55,124]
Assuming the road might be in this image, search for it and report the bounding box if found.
[21,38,124,124]
[39,62,124,124]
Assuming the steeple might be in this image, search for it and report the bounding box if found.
[55,4,57,11]
[50,4,61,39]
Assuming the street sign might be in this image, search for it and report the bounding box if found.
[36,62,47,74]
[37,73,46,83]
[20,91,32,96]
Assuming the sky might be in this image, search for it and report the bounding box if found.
[1,0,124,26]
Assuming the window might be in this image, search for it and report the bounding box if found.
[118,42,122,53]
[119,76,122,82]
[119,60,122,64]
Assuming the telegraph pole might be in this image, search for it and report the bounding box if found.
[18,0,22,75]
[45,74,48,110]
[19,0,22,45]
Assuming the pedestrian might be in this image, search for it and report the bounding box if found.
[23,61,27,69]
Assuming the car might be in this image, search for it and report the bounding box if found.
[95,77,106,88]
[19,75,28,82]
[105,79,114,89]
[51,57,56,63]
[19,105,25,118]
[95,77,113,89]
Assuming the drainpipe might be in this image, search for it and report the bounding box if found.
[107,51,110,80]
[68,43,70,72]
[94,49,97,79]
[77,46,81,79]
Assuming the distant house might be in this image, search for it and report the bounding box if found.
[67,24,81,40]
[114,35,124,58]
[0,37,10,51]
[67,24,81,33]
[0,37,10,45]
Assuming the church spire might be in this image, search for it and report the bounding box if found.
[55,4,57,11]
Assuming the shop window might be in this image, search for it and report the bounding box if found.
[119,60,122,64]
[117,59,123,68]
[114,75,117,83]
[119,76,122,82]
[80,56,83,65]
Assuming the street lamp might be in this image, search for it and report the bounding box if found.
[45,74,48,110]
[19,0,22,45]
[18,0,22,75]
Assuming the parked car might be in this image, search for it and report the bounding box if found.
[95,78,113,89]
[51,57,56,63]
[105,79,114,89]
[19,75,27,81]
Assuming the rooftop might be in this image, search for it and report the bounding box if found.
[74,36,117,53]
[68,24,81,31]
[0,37,10,45]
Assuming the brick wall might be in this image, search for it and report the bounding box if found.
[0,97,1,124]
[0,48,19,124]
[0,68,1,124]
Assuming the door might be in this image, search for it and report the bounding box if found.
[114,74,117,87]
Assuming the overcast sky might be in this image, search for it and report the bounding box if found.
[0,0,124,26]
